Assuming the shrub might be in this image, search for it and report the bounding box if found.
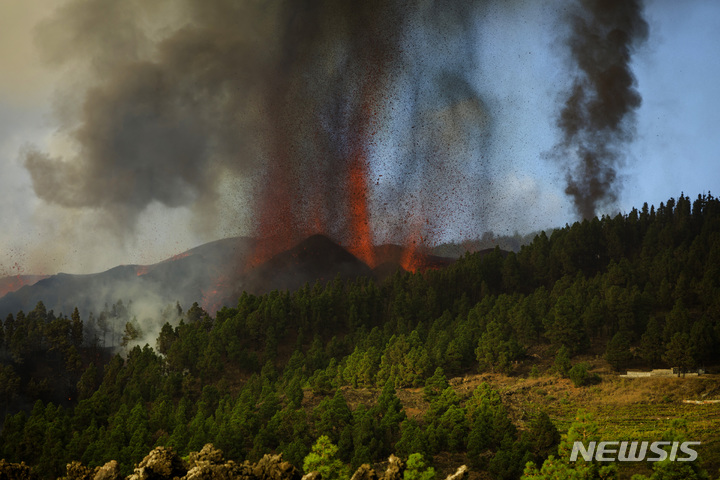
[567,363,599,387]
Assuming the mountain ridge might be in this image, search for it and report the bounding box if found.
[0,235,458,318]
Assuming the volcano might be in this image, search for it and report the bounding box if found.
[0,235,455,319]
[240,234,374,296]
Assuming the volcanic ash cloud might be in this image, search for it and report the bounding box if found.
[21,0,649,272]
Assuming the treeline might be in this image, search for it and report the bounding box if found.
[0,299,176,417]
[1,192,720,478]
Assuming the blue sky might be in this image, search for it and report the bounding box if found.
[626,1,720,210]
[0,0,718,275]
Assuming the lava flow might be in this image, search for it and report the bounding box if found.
[345,152,375,268]
[0,261,48,298]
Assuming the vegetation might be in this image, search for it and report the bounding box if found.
[1,193,720,479]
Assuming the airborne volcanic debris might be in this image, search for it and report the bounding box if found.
[22,0,491,265]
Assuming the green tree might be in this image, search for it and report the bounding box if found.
[604,331,633,371]
[71,307,84,348]
[148,394,174,438]
[303,435,350,480]
[46,316,71,353]
[168,398,191,454]
[522,411,617,480]
[120,320,142,349]
[126,401,150,465]
[395,419,430,459]
[630,460,710,480]
[315,390,353,447]
[629,419,710,480]
[545,293,587,354]
[156,323,177,356]
[377,333,431,387]
[567,363,597,387]
[404,453,435,480]
[639,317,664,367]
[489,435,533,480]
[466,383,515,465]
[374,379,407,457]
[350,405,379,467]
[663,332,696,375]
[65,345,83,373]
[689,317,716,365]
[4,313,15,341]
[476,320,524,374]
[285,374,305,408]
[0,364,20,404]
[433,404,467,453]
[526,411,560,462]
[423,367,449,403]
[554,345,571,377]
[77,363,98,400]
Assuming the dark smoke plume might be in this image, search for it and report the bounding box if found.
[555,0,648,220]
[25,0,275,234]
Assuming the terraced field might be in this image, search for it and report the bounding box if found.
[457,372,720,478]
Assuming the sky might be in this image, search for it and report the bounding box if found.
[0,0,718,276]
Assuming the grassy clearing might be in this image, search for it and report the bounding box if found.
[453,372,720,478]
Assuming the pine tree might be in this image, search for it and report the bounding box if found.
[156,323,177,355]
[423,367,449,403]
[525,411,560,464]
[71,307,84,348]
[315,390,353,446]
[77,363,98,400]
[639,317,664,367]
[476,320,524,374]
[553,346,571,377]
[0,365,20,404]
[395,419,429,459]
[120,320,141,349]
[604,331,633,371]
[488,434,533,480]
[303,435,350,480]
[663,332,696,375]
[522,411,617,480]
[351,405,378,467]
[466,384,515,465]
[545,294,587,353]
[404,453,435,480]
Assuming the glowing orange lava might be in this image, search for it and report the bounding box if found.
[0,262,48,297]
[0,277,27,298]
[167,251,190,262]
[399,216,438,274]
[400,236,424,273]
[346,151,376,267]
